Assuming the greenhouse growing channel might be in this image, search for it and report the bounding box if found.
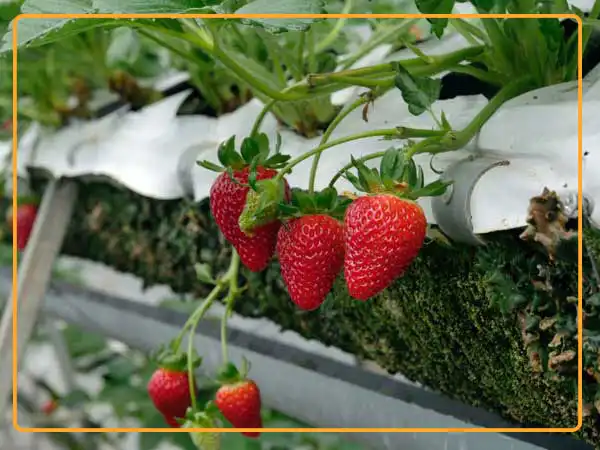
[3,12,599,450]
[0,257,592,450]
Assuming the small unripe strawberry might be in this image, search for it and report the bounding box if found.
[41,399,58,416]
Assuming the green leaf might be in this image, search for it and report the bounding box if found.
[240,136,260,163]
[394,64,441,116]
[379,147,405,187]
[352,156,381,193]
[278,203,300,216]
[538,18,563,54]
[94,0,205,13]
[315,187,337,211]
[402,158,418,188]
[274,132,282,154]
[415,0,454,38]
[470,0,498,11]
[254,132,270,160]
[409,179,452,199]
[292,189,317,212]
[440,111,452,131]
[264,153,291,167]
[105,27,141,69]
[194,263,215,284]
[415,164,425,189]
[196,160,224,172]
[62,326,107,358]
[217,136,244,169]
[104,355,138,381]
[97,382,148,418]
[61,389,90,407]
[0,0,140,52]
[234,0,326,33]
[343,170,363,192]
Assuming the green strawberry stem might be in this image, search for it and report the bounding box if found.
[250,98,277,138]
[173,284,224,353]
[315,0,353,53]
[404,76,533,159]
[178,249,243,411]
[274,128,406,184]
[308,46,485,87]
[326,75,534,188]
[328,151,387,188]
[338,19,419,70]
[220,251,241,364]
[307,93,376,194]
[185,288,223,412]
[144,20,481,107]
[248,81,307,138]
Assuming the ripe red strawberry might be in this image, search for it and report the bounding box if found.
[7,203,38,250]
[342,148,451,300]
[210,167,289,272]
[277,214,345,310]
[148,368,192,420]
[200,135,292,272]
[344,194,427,300]
[215,379,262,438]
[164,415,181,428]
[41,399,58,416]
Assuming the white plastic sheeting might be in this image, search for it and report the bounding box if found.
[6,16,599,234]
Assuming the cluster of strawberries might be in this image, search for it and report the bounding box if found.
[148,354,262,448]
[144,133,449,449]
[207,135,440,311]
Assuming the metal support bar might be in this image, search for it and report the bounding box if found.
[0,179,78,416]
[45,320,77,392]
[1,268,588,450]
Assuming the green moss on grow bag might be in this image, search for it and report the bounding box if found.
[18,179,600,446]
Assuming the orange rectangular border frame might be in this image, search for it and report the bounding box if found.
[12,12,584,434]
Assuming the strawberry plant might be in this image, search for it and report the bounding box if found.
[0,24,168,130]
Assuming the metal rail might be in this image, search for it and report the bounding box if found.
[0,180,78,416]
[0,267,589,450]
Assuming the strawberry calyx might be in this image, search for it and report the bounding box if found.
[7,194,41,216]
[183,402,221,428]
[343,147,452,201]
[152,345,202,373]
[197,132,290,174]
[215,358,250,385]
[278,187,351,222]
[238,176,289,236]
